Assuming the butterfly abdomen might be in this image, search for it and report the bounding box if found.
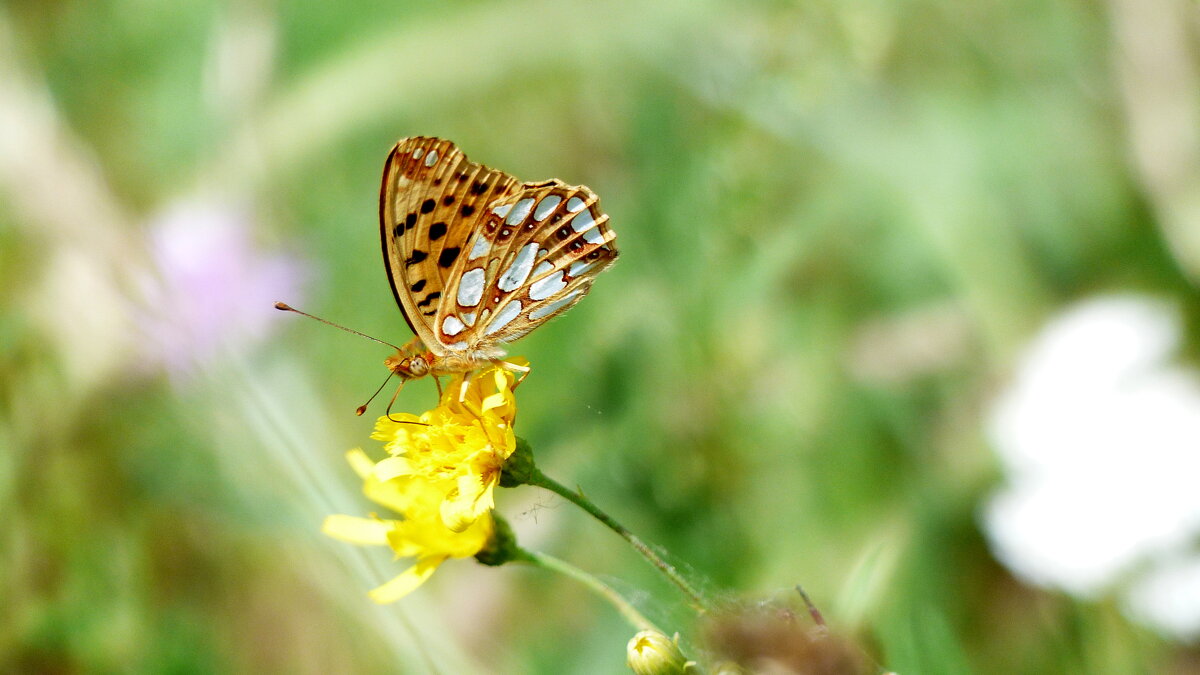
[427,346,506,377]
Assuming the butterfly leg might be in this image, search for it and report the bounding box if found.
[495,360,531,388]
[384,378,429,426]
[433,375,444,399]
[453,362,524,405]
[455,371,476,406]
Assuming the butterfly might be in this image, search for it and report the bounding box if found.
[378,137,618,382]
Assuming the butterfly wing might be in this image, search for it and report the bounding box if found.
[432,181,618,348]
[380,137,618,357]
[379,137,521,350]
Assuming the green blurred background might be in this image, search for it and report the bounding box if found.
[3,0,1200,672]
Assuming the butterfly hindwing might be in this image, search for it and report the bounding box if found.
[435,182,618,347]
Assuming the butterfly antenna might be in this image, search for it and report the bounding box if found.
[356,370,396,416]
[274,302,404,351]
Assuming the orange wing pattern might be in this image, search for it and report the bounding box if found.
[379,137,617,357]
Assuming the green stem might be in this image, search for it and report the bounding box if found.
[526,467,708,612]
[518,548,660,633]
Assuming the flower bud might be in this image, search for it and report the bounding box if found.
[499,436,537,487]
[626,630,689,675]
[473,513,521,567]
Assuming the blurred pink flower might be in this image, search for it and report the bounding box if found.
[137,201,306,378]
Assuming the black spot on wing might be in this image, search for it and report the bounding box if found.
[406,250,428,266]
[411,279,426,292]
[417,291,441,308]
[420,199,435,214]
[429,222,448,241]
[438,247,461,268]
[394,213,419,238]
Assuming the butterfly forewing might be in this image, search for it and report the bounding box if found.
[380,137,520,347]
[380,137,618,360]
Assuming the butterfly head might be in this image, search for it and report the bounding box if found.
[385,351,430,378]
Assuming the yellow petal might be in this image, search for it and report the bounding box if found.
[345,448,375,479]
[490,367,509,390]
[367,556,446,603]
[440,485,494,532]
[480,391,509,413]
[373,456,414,481]
[482,424,516,458]
[371,414,423,441]
[322,515,392,546]
[363,476,421,515]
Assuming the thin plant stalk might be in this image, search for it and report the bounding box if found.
[519,548,661,633]
[524,467,708,612]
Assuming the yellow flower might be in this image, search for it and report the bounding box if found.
[321,361,524,602]
[371,360,523,532]
[322,448,493,602]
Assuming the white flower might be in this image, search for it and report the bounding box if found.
[983,295,1200,640]
[1124,554,1200,642]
